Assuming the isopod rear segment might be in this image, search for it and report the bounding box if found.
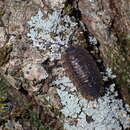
[62,46,104,100]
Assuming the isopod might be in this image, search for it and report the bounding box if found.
[62,46,104,100]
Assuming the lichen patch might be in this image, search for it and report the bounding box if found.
[27,9,130,130]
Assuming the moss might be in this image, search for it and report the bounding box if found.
[16,34,22,40]
[48,105,62,117]
[22,109,52,130]
[101,30,130,104]
[0,45,12,67]
[0,75,10,117]
[116,31,130,45]
[0,75,10,102]
[50,32,57,40]
[27,110,46,129]
[62,4,74,16]
[116,31,130,85]
[0,10,5,17]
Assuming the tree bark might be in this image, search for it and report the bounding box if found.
[77,0,130,104]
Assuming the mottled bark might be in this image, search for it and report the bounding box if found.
[77,0,130,104]
[0,0,64,129]
[0,0,130,129]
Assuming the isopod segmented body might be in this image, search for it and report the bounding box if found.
[62,46,104,100]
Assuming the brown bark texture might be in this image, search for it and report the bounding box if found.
[77,0,130,104]
[0,0,130,129]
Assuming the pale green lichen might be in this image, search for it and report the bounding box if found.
[27,9,80,61]
[52,68,130,130]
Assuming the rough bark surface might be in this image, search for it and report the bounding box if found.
[77,0,130,104]
[0,0,130,129]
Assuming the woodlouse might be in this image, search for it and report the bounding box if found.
[62,46,104,100]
